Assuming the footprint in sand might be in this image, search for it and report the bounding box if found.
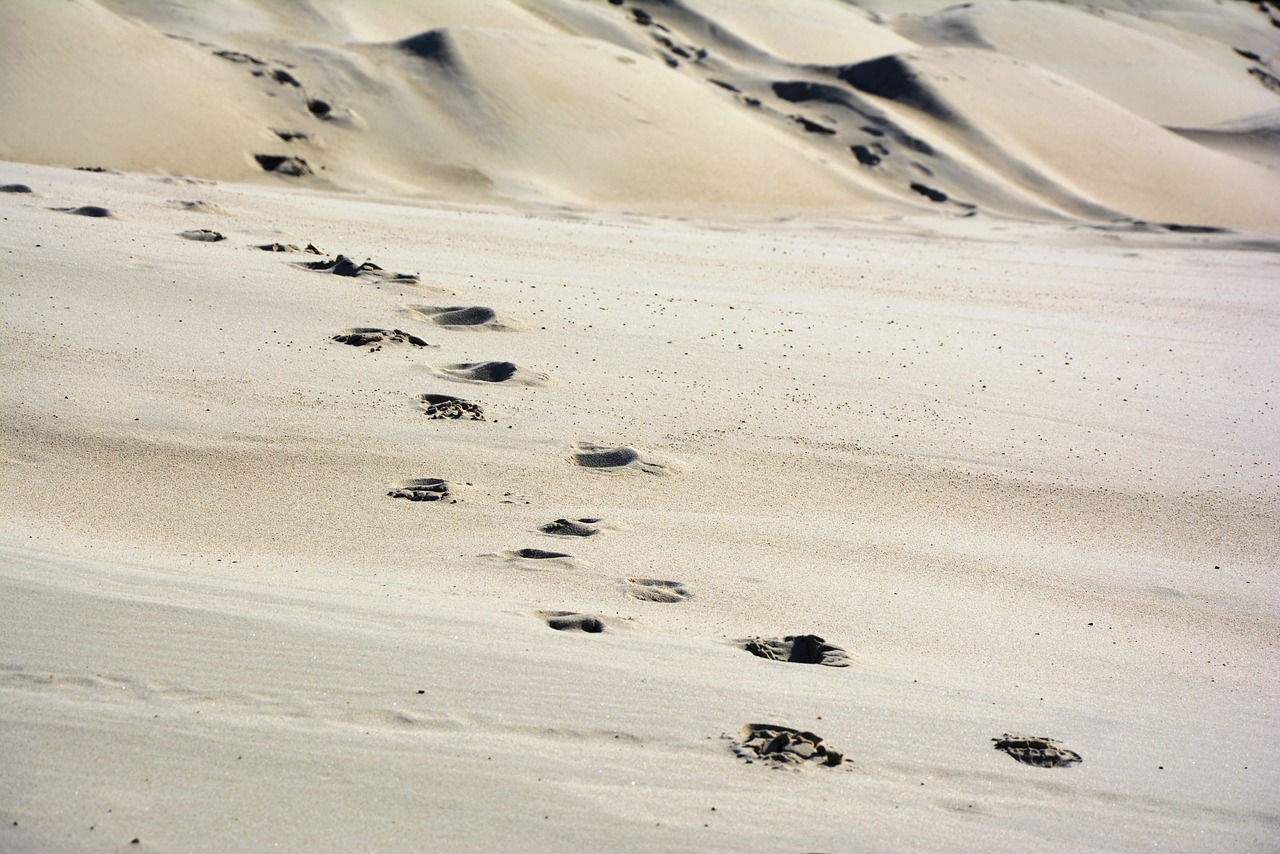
[433,361,550,387]
[540,518,602,537]
[53,205,112,218]
[490,548,578,568]
[406,305,523,331]
[386,477,457,503]
[418,394,485,420]
[169,200,228,215]
[625,578,692,603]
[537,611,607,633]
[332,328,432,349]
[739,635,851,667]
[257,242,323,254]
[729,724,846,768]
[180,229,225,242]
[254,154,313,177]
[296,254,419,284]
[569,442,667,475]
[992,734,1082,768]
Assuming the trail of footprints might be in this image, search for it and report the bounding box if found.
[161,226,1084,775]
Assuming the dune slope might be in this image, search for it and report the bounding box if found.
[2,0,1277,227]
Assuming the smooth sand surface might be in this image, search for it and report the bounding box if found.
[2,1,1279,851]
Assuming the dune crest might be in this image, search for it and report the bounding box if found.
[1,0,1276,228]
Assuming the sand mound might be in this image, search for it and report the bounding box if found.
[3,0,1273,228]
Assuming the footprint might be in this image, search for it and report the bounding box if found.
[332,328,431,349]
[740,635,850,667]
[180,229,225,242]
[569,442,667,475]
[790,115,836,135]
[490,548,578,568]
[258,242,323,254]
[296,254,419,283]
[54,205,112,218]
[909,182,947,203]
[434,361,550,387]
[418,393,485,420]
[516,548,572,560]
[406,305,522,331]
[537,611,606,633]
[540,518,601,537]
[386,478,456,503]
[992,734,1082,768]
[169,200,228,215]
[850,145,881,166]
[730,724,845,768]
[254,154,313,176]
[1,184,33,193]
[626,578,692,603]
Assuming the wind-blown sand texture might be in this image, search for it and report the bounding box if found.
[2,1,1279,851]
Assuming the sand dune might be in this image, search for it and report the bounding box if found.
[2,1,1279,851]
[3,0,1277,226]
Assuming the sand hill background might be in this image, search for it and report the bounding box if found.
[2,1,1279,852]
[4,0,1280,226]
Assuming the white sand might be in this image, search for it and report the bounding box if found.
[2,1,1278,851]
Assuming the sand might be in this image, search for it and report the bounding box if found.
[2,1,1279,851]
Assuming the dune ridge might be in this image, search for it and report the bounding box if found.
[2,0,1278,228]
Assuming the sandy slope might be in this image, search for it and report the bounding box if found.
[2,0,1280,851]
[2,161,1278,852]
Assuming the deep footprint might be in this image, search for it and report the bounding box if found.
[730,724,845,768]
[258,242,323,254]
[740,635,850,667]
[992,734,1082,768]
[180,229,225,242]
[538,611,606,633]
[408,305,519,331]
[516,548,571,560]
[55,205,112,217]
[436,361,549,386]
[333,328,431,349]
[540,518,601,537]
[297,254,419,283]
[569,442,666,474]
[386,478,455,503]
[626,578,692,603]
[254,154,313,176]
[418,394,485,420]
